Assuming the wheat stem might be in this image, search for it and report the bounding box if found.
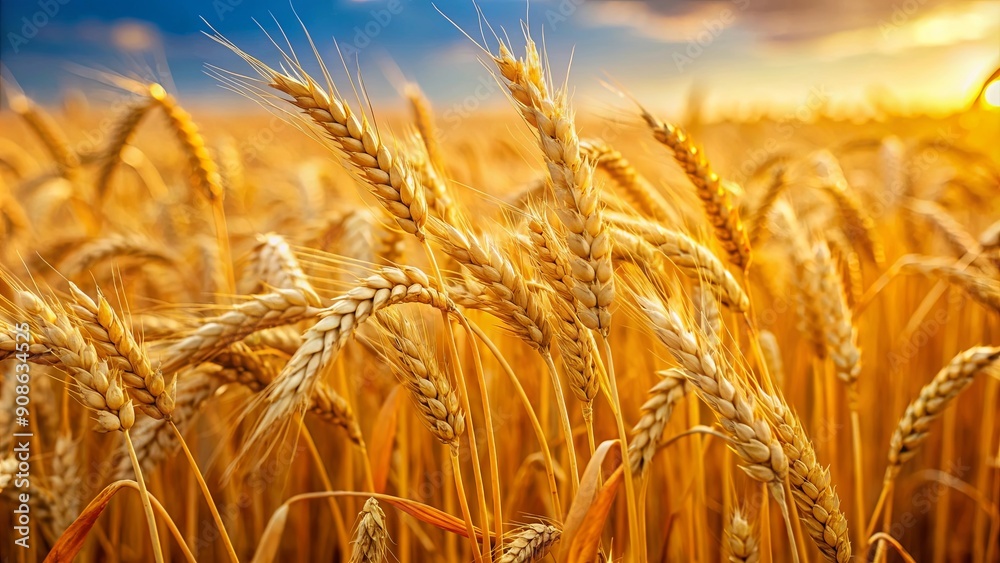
[124,429,164,563]
[169,422,238,563]
[466,320,562,518]
[451,448,484,563]
[599,334,643,563]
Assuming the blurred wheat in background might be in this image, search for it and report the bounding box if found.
[0,1,999,562]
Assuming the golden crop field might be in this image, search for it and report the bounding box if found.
[0,12,999,563]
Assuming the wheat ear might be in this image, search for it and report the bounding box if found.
[639,108,751,270]
[95,97,156,199]
[239,266,453,459]
[159,287,323,373]
[897,255,1000,313]
[636,295,788,493]
[726,509,760,563]
[758,330,785,389]
[608,219,749,311]
[377,312,466,447]
[748,166,787,244]
[628,368,692,474]
[214,39,429,240]
[581,139,674,223]
[496,524,561,563]
[760,393,853,563]
[492,37,615,334]
[524,215,600,407]
[812,151,883,265]
[10,95,80,181]
[405,83,448,178]
[886,346,1000,481]
[813,243,862,391]
[350,497,389,563]
[67,283,174,419]
[18,291,135,433]
[241,232,321,301]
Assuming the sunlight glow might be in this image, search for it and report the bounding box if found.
[984,80,1000,108]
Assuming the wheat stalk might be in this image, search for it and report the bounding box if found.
[113,366,221,479]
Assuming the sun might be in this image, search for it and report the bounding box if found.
[985,79,1000,108]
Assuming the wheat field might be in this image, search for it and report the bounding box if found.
[0,16,999,563]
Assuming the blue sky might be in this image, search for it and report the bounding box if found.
[2,0,998,116]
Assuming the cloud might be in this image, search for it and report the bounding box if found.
[578,0,992,48]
